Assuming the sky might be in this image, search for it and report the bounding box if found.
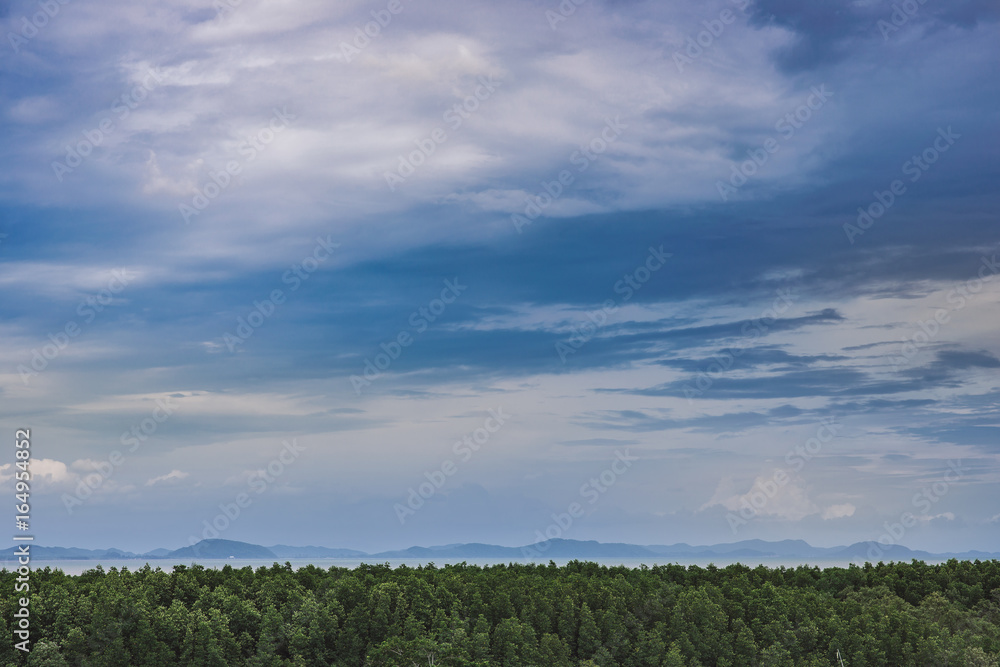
[1,0,998,556]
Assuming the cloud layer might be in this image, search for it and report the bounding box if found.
[1,0,998,553]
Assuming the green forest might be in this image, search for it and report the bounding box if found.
[2,559,999,666]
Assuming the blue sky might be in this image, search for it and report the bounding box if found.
[1,0,998,554]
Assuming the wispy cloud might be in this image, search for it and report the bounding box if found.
[1,0,997,553]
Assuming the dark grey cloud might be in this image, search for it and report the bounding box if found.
[829,398,937,414]
[656,346,847,372]
[576,405,811,433]
[747,0,1000,71]
[934,350,1000,369]
[747,0,878,71]
[558,438,641,447]
[901,425,1000,450]
[612,366,959,401]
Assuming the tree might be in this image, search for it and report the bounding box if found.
[662,644,686,667]
[27,640,68,667]
[10,557,1000,667]
[180,610,228,667]
[578,603,601,659]
[492,617,538,666]
[538,633,572,667]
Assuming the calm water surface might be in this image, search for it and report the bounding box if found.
[3,556,950,576]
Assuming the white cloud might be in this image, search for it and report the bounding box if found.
[702,472,820,521]
[145,470,190,487]
[0,458,114,493]
[2,0,829,250]
[822,503,856,520]
[23,458,73,485]
[141,150,200,196]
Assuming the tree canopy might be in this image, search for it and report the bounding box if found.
[2,558,998,666]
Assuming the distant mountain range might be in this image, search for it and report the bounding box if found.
[2,538,997,564]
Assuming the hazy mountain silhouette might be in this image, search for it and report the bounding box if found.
[2,538,997,563]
